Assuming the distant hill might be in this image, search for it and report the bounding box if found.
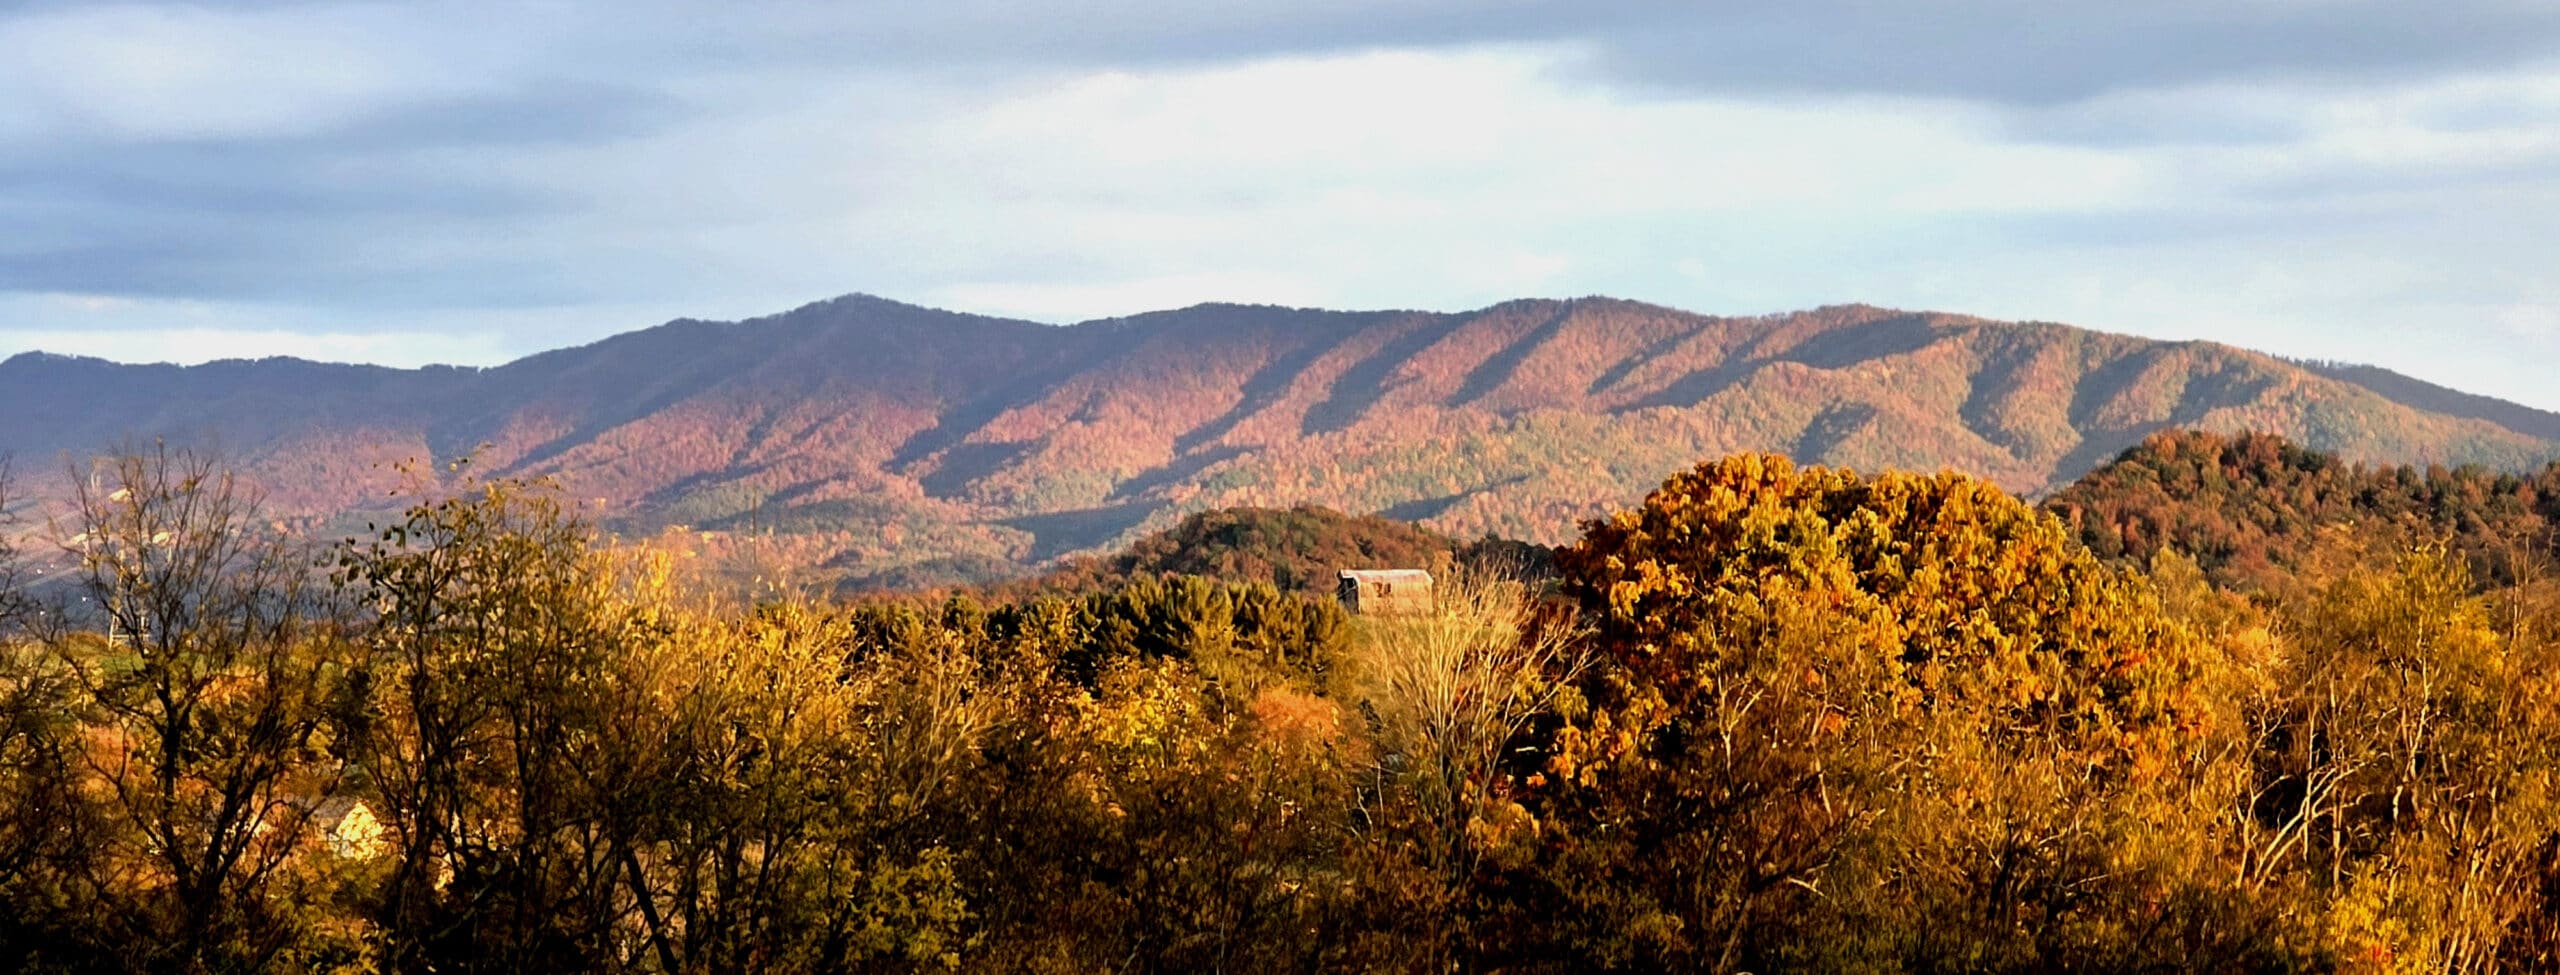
[2294,359,2560,442]
[4,294,2556,587]
[2048,429,2560,591]
[1001,505,1553,599]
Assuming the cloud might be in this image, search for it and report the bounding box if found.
[1545,1,2560,105]
[866,48,2153,319]
[0,1,2556,415]
[575,1,2560,108]
[0,325,505,368]
[0,290,667,367]
[502,1,2560,108]
[0,3,503,143]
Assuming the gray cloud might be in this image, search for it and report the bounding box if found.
[0,48,697,308]
[0,0,2555,413]
[638,1,2560,105]
[1562,2,2560,104]
[306,81,689,152]
[0,141,573,305]
[55,2,2543,107]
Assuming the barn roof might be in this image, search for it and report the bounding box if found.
[299,796,373,828]
[1338,569,1433,585]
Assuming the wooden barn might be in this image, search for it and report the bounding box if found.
[1336,569,1435,615]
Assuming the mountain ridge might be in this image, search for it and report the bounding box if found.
[3,293,2554,588]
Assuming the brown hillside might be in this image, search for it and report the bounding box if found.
[2,294,2553,586]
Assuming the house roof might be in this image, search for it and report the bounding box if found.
[1338,569,1433,585]
[291,795,373,828]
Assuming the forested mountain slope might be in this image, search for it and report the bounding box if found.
[2049,429,2560,591]
[5,294,2555,586]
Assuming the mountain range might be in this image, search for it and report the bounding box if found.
[5,294,2556,588]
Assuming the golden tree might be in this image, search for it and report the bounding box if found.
[2248,537,2560,973]
[1531,454,2241,972]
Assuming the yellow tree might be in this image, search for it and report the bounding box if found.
[2252,539,2560,973]
[1529,454,2242,972]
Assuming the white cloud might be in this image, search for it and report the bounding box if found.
[1,10,2556,414]
[2496,304,2560,341]
[931,48,2151,221]
[0,326,506,368]
[929,271,1325,322]
[0,293,655,368]
[813,47,2158,326]
[0,4,498,143]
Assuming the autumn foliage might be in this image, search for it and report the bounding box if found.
[1,435,2558,972]
[1509,454,2232,971]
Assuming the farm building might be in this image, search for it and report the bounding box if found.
[1336,569,1435,615]
[296,796,389,859]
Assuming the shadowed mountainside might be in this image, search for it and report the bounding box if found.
[4,293,2555,587]
[2298,359,2560,442]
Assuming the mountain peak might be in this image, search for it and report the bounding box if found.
[1,294,2550,590]
[1,350,81,368]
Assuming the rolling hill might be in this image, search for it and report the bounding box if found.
[5,294,2556,588]
[2050,428,2560,591]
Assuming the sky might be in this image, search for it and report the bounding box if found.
[3,1,2558,410]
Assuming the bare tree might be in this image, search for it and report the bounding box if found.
[0,456,108,966]
[50,443,342,971]
[335,471,633,972]
[0,458,30,636]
